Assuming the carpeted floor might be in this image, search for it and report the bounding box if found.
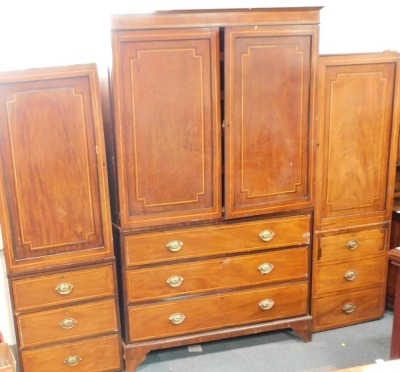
[136,310,394,372]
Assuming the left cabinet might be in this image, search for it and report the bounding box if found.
[0,64,122,371]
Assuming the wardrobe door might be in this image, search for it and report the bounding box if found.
[224,26,318,219]
[316,57,398,230]
[111,28,222,229]
[0,65,113,274]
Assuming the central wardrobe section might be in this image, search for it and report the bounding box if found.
[106,8,320,371]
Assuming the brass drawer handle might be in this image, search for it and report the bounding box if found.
[258,263,275,275]
[259,299,275,311]
[60,318,77,330]
[344,270,358,281]
[346,240,359,250]
[64,355,81,367]
[169,313,186,325]
[166,240,184,252]
[343,303,357,314]
[259,230,275,242]
[55,282,74,295]
[166,275,184,288]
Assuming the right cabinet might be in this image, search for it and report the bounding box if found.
[312,52,400,331]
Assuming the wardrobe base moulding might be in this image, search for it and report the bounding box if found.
[122,316,312,372]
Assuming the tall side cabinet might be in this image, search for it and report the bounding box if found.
[312,52,400,331]
[107,8,320,371]
[0,65,122,371]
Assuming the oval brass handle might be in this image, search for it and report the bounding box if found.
[346,240,359,250]
[259,299,275,310]
[344,270,358,281]
[258,263,275,275]
[166,275,184,288]
[60,318,77,330]
[64,355,81,367]
[259,230,275,242]
[343,303,357,314]
[166,240,184,252]
[55,282,74,295]
[169,313,186,325]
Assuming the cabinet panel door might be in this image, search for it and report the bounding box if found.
[0,65,113,273]
[224,26,318,219]
[112,28,221,229]
[316,55,399,229]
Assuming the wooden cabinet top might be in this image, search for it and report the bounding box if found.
[111,7,322,30]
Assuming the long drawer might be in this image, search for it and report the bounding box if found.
[313,287,385,332]
[313,255,387,296]
[21,334,122,372]
[125,214,310,267]
[12,265,115,312]
[316,226,387,263]
[128,282,308,342]
[17,299,118,348]
[127,247,309,302]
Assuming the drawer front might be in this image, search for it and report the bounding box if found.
[21,334,122,372]
[313,287,385,331]
[317,227,387,263]
[125,214,310,266]
[313,255,387,296]
[18,299,118,348]
[127,247,309,302]
[128,282,308,342]
[12,265,115,312]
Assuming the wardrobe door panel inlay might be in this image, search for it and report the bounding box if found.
[320,63,396,224]
[0,80,105,259]
[113,28,221,228]
[225,27,316,218]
